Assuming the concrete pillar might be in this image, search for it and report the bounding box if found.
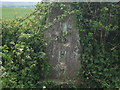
[45,3,80,83]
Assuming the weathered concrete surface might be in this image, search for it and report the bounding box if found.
[45,3,80,81]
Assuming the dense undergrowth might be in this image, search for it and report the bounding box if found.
[2,3,51,88]
[1,2,120,88]
[74,2,120,88]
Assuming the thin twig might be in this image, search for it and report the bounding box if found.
[16,8,41,27]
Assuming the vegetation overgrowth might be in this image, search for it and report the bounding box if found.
[1,2,120,88]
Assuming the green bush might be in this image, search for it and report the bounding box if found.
[2,3,51,87]
[2,2,120,88]
[73,2,120,88]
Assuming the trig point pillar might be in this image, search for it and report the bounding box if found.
[45,3,80,83]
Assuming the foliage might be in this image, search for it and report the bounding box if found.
[38,80,84,89]
[73,2,120,88]
[2,3,51,88]
[2,2,120,88]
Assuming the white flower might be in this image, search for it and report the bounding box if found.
[43,86,46,89]
[19,48,23,51]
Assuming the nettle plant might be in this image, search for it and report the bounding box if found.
[1,2,120,88]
